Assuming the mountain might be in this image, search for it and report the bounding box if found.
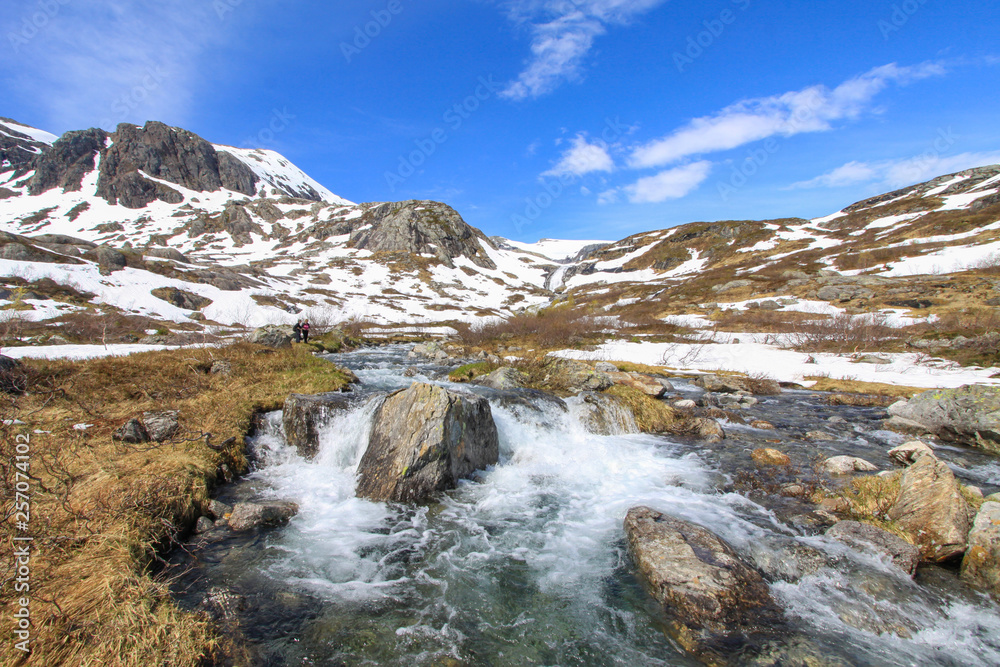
[1,115,1000,339]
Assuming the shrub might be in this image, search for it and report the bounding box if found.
[786,312,902,354]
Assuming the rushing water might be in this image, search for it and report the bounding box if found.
[170,346,1000,666]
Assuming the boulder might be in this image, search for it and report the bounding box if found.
[889,455,971,562]
[574,392,640,436]
[142,410,180,442]
[825,521,921,576]
[546,358,614,393]
[477,367,527,391]
[150,287,212,310]
[207,499,233,520]
[282,393,357,459]
[682,417,726,442]
[228,501,298,531]
[113,418,150,444]
[673,399,697,410]
[821,456,878,475]
[594,362,618,373]
[961,502,1000,599]
[886,385,1000,454]
[624,507,782,662]
[888,441,935,466]
[249,324,294,348]
[751,420,775,430]
[356,383,499,503]
[607,371,668,398]
[194,516,215,534]
[752,448,791,466]
[693,373,781,395]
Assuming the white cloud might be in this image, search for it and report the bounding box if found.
[793,151,1000,191]
[542,134,614,177]
[500,0,669,100]
[597,188,619,205]
[624,161,712,203]
[628,62,946,169]
[1,1,246,132]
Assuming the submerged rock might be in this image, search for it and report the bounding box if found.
[356,383,499,503]
[889,455,971,562]
[228,501,298,531]
[886,385,1000,454]
[283,392,358,459]
[624,506,783,664]
[961,502,1000,599]
[826,521,921,576]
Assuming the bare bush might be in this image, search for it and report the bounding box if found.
[456,308,612,350]
[785,312,902,354]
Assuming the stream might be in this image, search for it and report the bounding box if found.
[169,345,1000,666]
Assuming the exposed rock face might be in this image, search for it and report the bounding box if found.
[624,507,782,663]
[886,385,1000,454]
[96,122,259,208]
[574,392,640,435]
[27,128,108,194]
[283,393,357,459]
[83,245,128,274]
[356,383,499,503]
[0,118,52,173]
[228,501,298,531]
[150,287,212,310]
[349,200,497,269]
[961,502,1000,599]
[249,325,294,348]
[826,521,921,575]
[889,455,971,562]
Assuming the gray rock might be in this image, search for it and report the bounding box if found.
[574,392,640,436]
[228,501,299,531]
[84,245,128,274]
[282,392,357,459]
[249,324,294,348]
[888,441,935,466]
[817,285,874,302]
[144,247,191,263]
[27,127,108,194]
[826,521,921,575]
[607,371,668,398]
[142,410,180,442]
[477,367,527,391]
[150,287,212,310]
[821,456,878,475]
[961,502,1000,599]
[546,358,614,393]
[594,361,619,373]
[744,535,827,583]
[624,506,782,663]
[693,374,781,395]
[195,516,215,534]
[113,418,150,444]
[711,279,754,293]
[807,430,837,441]
[356,383,499,503]
[889,455,971,562]
[886,385,1000,454]
[207,500,232,520]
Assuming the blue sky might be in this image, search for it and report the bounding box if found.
[2,0,999,242]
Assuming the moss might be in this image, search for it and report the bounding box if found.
[603,385,679,433]
[448,362,495,383]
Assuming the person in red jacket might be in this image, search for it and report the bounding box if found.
[301,320,311,343]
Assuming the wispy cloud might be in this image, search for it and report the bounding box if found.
[628,62,946,169]
[500,0,669,100]
[1,1,239,132]
[792,151,1000,191]
[542,134,613,177]
[623,160,712,203]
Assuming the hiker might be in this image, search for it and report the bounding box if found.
[301,320,310,343]
[293,320,302,343]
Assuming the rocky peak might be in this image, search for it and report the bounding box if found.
[0,118,53,175]
[28,128,108,195]
[349,200,497,269]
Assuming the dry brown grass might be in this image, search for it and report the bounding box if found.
[805,377,922,399]
[0,343,354,666]
[603,385,679,433]
[456,306,609,350]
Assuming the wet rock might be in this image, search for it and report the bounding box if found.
[744,535,827,583]
[673,399,697,409]
[683,417,726,442]
[888,441,935,466]
[607,371,668,398]
[200,587,246,623]
[821,456,878,475]
[780,483,807,498]
[575,392,640,436]
[806,430,837,441]
[826,521,921,575]
[207,499,232,520]
[624,507,783,663]
[142,410,180,442]
[113,418,150,444]
[228,501,299,531]
[886,385,1000,454]
[402,367,418,378]
[356,383,499,503]
[693,373,780,396]
[477,367,527,391]
[751,420,775,430]
[752,448,791,466]
[889,455,971,562]
[283,393,357,459]
[194,516,215,534]
[249,324,294,348]
[961,502,1000,599]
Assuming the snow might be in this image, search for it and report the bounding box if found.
[937,189,998,211]
[925,175,970,197]
[502,238,608,262]
[0,120,59,145]
[4,344,206,361]
[214,145,354,206]
[552,340,1000,389]
[880,239,1000,277]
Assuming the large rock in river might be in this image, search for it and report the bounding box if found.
[624,506,782,663]
[961,501,1000,600]
[283,393,358,459]
[356,383,499,503]
[886,385,1000,454]
[888,454,971,562]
